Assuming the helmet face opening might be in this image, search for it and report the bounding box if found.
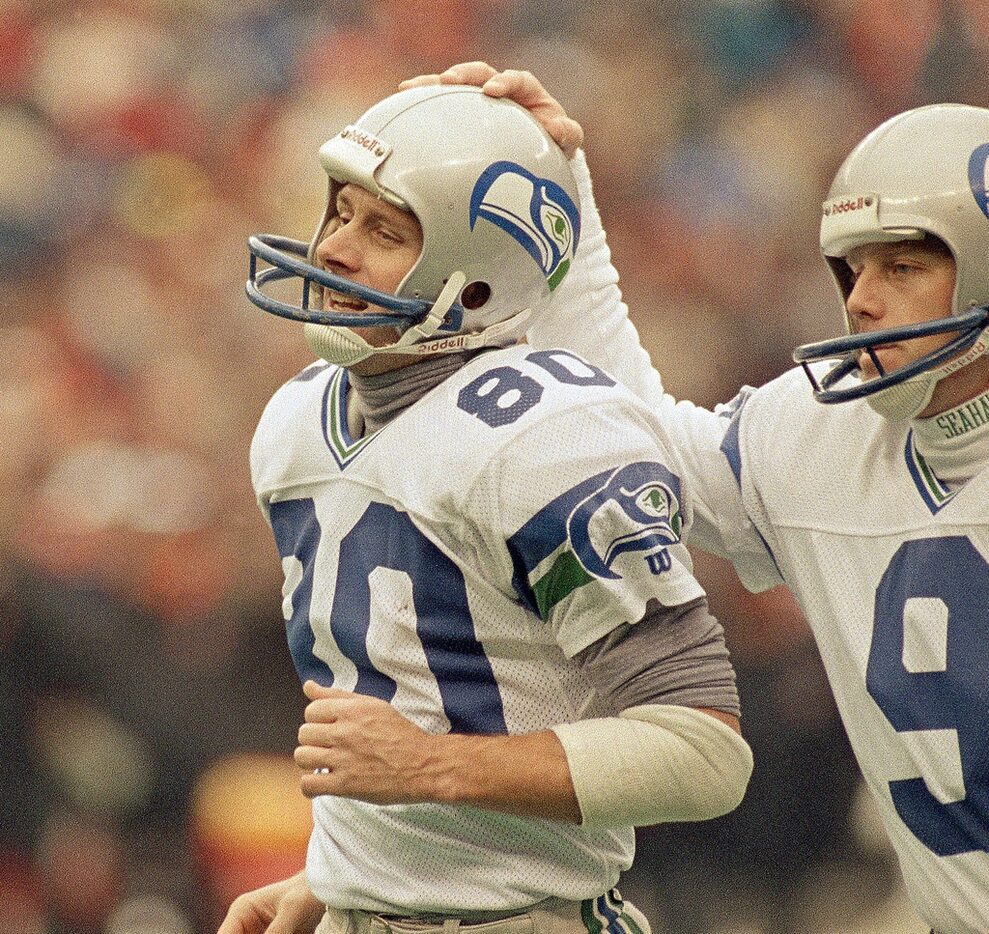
[794,103,989,411]
[246,233,465,331]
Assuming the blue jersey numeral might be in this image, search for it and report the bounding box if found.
[457,350,616,427]
[270,497,335,685]
[457,366,543,427]
[270,498,507,734]
[866,535,989,856]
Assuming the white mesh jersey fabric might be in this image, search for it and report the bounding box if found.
[250,344,711,913]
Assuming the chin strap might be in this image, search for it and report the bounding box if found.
[867,325,989,420]
[304,271,534,366]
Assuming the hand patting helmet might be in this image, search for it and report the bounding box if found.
[246,85,580,366]
[793,103,989,419]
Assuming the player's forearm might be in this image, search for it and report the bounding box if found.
[422,728,582,823]
[528,151,665,408]
[421,706,750,830]
[298,682,749,827]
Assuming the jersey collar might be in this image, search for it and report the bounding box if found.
[321,368,379,469]
[911,387,989,487]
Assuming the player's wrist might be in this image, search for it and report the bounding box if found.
[413,732,474,805]
[416,730,581,822]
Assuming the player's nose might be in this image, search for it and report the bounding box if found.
[846,266,885,326]
[316,225,362,275]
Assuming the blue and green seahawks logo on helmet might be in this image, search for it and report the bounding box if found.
[469,161,580,291]
[969,143,989,220]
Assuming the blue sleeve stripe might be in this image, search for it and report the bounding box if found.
[718,386,757,488]
[720,408,744,488]
[716,394,786,580]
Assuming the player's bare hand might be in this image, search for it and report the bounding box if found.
[216,870,323,934]
[296,681,440,804]
[399,62,584,159]
[399,60,499,91]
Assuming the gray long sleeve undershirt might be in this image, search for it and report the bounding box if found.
[574,597,741,719]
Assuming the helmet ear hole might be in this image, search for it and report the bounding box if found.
[461,281,491,310]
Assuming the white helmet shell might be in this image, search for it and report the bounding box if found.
[312,84,581,337]
[821,103,989,319]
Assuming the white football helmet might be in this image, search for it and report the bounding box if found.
[247,85,581,366]
[792,103,989,419]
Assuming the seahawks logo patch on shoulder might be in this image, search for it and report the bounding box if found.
[507,461,685,620]
[469,160,580,291]
[568,462,683,580]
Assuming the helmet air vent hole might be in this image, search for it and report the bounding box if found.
[461,281,491,310]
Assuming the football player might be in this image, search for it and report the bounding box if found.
[219,84,753,934]
[418,64,989,934]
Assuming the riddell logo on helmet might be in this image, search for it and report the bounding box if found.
[414,335,468,354]
[822,196,873,217]
[339,126,387,158]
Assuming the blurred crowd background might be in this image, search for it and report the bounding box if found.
[3,0,987,932]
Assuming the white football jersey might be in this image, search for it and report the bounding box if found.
[532,154,989,932]
[707,369,989,934]
[250,344,708,914]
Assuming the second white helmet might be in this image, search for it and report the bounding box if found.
[793,103,989,419]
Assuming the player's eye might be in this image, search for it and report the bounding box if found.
[376,227,402,245]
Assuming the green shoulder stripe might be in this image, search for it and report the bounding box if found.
[532,550,593,619]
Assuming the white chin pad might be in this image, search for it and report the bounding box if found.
[304,323,377,367]
[866,372,938,421]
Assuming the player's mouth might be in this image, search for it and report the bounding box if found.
[327,291,369,313]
